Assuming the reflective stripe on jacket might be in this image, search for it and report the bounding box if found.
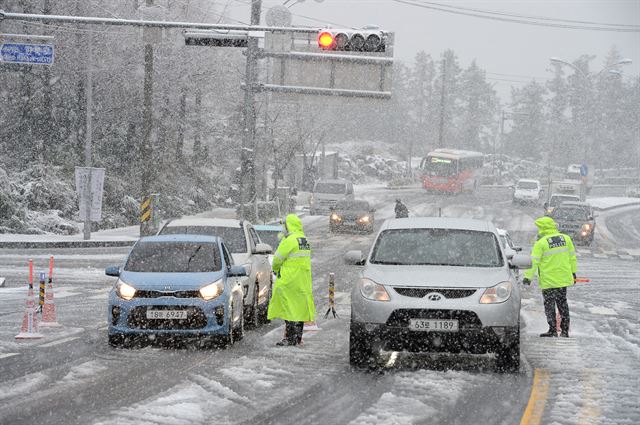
[524,216,577,289]
[267,214,316,322]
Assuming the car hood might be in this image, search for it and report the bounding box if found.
[515,188,538,194]
[119,271,224,291]
[362,264,511,289]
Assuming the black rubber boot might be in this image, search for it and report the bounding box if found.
[539,330,558,337]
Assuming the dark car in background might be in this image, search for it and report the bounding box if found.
[549,201,596,245]
[329,200,375,233]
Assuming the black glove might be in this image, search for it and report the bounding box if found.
[522,278,531,286]
[572,273,577,281]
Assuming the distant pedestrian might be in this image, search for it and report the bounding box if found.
[395,199,409,218]
[522,216,577,338]
[268,214,316,346]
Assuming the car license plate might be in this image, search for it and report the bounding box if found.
[409,319,459,332]
[146,310,188,320]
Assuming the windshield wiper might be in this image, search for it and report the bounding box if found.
[186,245,202,272]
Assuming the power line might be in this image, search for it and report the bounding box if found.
[233,0,355,29]
[420,1,640,29]
[392,0,640,32]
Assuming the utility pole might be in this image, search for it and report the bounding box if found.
[239,0,262,218]
[437,57,446,149]
[83,33,93,240]
[41,0,52,163]
[140,0,155,236]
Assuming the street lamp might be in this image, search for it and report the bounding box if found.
[549,56,633,79]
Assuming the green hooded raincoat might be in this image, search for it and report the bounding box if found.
[267,214,316,322]
[524,216,577,289]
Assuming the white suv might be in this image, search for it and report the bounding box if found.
[512,179,543,204]
[309,179,355,215]
[158,218,273,328]
[346,218,530,372]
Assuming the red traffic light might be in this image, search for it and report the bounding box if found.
[318,31,335,49]
[317,29,387,52]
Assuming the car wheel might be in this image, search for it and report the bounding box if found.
[349,323,378,368]
[496,324,520,373]
[259,283,272,325]
[232,305,245,342]
[108,333,123,348]
[246,283,260,329]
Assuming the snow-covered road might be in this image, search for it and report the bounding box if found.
[0,185,638,425]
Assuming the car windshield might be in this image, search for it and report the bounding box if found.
[550,196,579,206]
[335,200,370,210]
[124,242,221,273]
[314,182,346,194]
[160,226,247,253]
[552,207,590,221]
[517,181,538,189]
[370,228,503,267]
[256,229,281,249]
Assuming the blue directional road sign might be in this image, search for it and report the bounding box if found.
[0,43,54,65]
[580,164,588,177]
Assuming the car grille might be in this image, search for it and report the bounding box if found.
[393,287,477,299]
[135,290,201,299]
[386,309,483,328]
[127,306,208,330]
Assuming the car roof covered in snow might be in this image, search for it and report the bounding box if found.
[516,178,540,184]
[164,218,243,228]
[380,217,496,233]
[137,234,222,244]
[254,224,283,231]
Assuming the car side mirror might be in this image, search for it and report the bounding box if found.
[512,246,523,252]
[345,250,365,265]
[509,254,532,270]
[543,202,549,209]
[105,266,120,277]
[254,243,272,255]
[228,265,248,277]
[371,208,376,213]
[504,247,516,260]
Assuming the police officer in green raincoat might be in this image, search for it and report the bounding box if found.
[268,214,316,346]
[523,216,577,337]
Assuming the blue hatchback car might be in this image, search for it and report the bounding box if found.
[106,234,247,348]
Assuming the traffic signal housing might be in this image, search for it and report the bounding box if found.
[317,29,386,53]
[184,30,249,47]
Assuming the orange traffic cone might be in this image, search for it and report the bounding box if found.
[40,256,61,327]
[15,287,43,339]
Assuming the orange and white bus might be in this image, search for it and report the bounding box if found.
[419,149,484,194]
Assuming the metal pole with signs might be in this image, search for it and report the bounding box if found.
[74,167,105,240]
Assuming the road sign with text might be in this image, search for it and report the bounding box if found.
[0,43,54,65]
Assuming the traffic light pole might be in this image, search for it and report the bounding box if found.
[239,0,262,217]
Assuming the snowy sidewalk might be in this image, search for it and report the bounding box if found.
[519,257,640,425]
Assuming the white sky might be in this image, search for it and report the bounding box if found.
[227,0,640,102]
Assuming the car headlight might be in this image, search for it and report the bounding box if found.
[359,278,390,302]
[582,223,592,232]
[199,279,224,301]
[358,215,370,224]
[330,213,342,222]
[479,281,512,304]
[116,279,136,301]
